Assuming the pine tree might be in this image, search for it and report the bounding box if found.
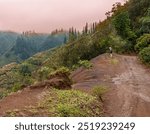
[85,23,88,34]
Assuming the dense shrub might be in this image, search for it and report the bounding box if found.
[18,63,32,76]
[44,33,109,69]
[37,67,53,81]
[22,75,34,86]
[111,34,134,53]
[49,67,70,76]
[135,34,150,52]
[27,58,42,66]
[139,47,150,64]
[113,11,136,40]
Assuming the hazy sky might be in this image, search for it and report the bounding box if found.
[0,0,125,33]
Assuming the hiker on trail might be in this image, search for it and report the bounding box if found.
[109,46,113,58]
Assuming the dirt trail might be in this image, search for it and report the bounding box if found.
[71,54,150,116]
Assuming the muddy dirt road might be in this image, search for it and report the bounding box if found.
[71,54,150,116]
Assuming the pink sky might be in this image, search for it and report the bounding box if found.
[0,0,125,33]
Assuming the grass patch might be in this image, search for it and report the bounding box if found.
[110,58,119,65]
[39,89,102,117]
[5,110,18,117]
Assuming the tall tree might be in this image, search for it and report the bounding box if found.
[85,23,88,34]
[113,11,135,40]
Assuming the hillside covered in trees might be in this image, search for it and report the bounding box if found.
[0,31,67,67]
[0,0,150,117]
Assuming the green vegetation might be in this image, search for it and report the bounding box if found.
[92,86,107,101]
[37,67,53,81]
[56,90,99,116]
[78,60,93,69]
[11,83,22,92]
[73,60,93,70]
[135,34,150,64]
[113,11,136,40]
[0,90,9,99]
[0,32,67,67]
[135,34,150,52]
[139,8,150,34]
[49,67,70,77]
[19,63,32,76]
[139,47,150,64]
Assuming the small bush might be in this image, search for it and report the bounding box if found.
[73,60,93,70]
[92,86,107,101]
[0,92,3,99]
[139,47,150,64]
[49,67,70,77]
[12,83,22,92]
[22,75,34,86]
[38,67,53,81]
[19,63,32,76]
[78,60,93,69]
[0,92,4,99]
[27,58,42,66]
[0,90,10,99]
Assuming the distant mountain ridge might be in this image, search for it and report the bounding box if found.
[0,31,67,67]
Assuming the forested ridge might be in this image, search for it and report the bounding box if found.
[0,31,67,67]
